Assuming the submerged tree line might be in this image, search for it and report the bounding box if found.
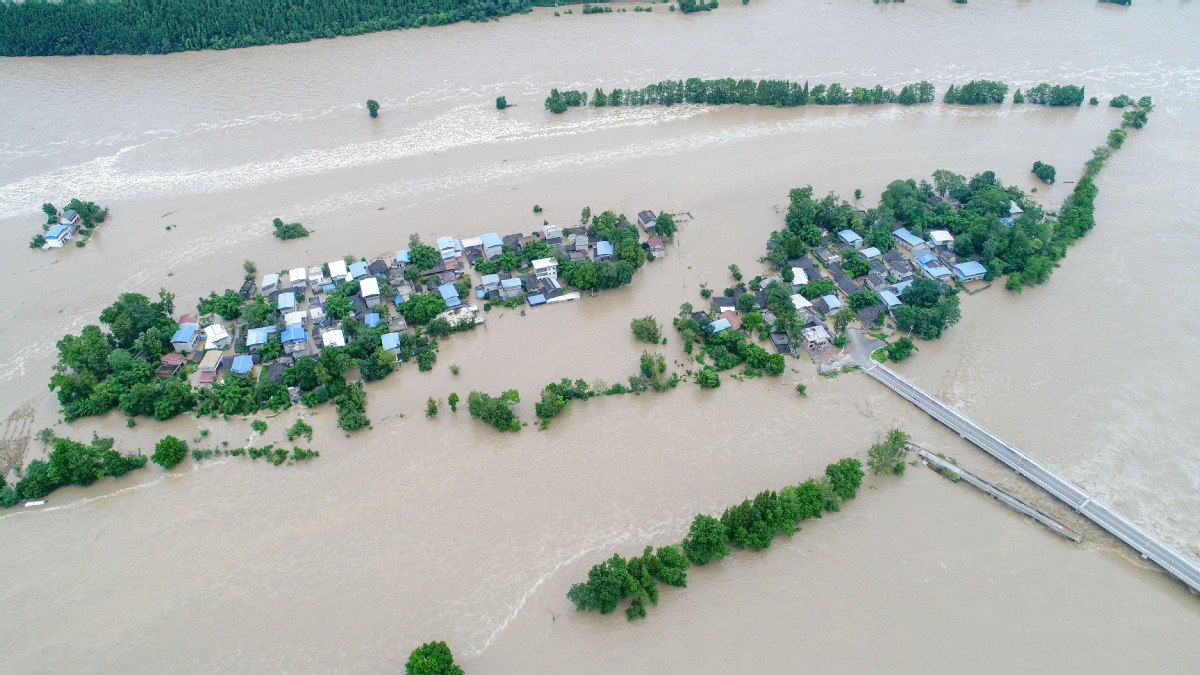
[0,0,533,56]
[545,78,937,113]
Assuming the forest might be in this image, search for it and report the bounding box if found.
[0,0,532,56]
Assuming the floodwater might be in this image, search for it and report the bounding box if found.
[1,0,1198,671]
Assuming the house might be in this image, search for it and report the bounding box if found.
[261,273,280,295]
[439,283,462,308]
[821,294,843,312]
[595,241,614,260]
[790,267,809,286]
[360,277,381,307]
[230,354,254,376]
[527,294,547,307]
[838,229,864,249]
[321,329,346,348]
[573,234,589,253]
[543,224,563,242]
[460,236,484,258]
[436,235,461,260]
[712,295,737,312]
[710,317,733,333]
[288,267,308,289]
[156,353,185,378]
[892,228,924,251]
[832,270,859,295]
[865,272,890,292]
[44,223,75,247]
[769,332,792,355]
[238,279,256,301]
[502,233,523,250]
[328,260,350,283]
[916,252,938,268]
[1000,216,1016,229]
[923,265,953,281]
[348,261,369,280]
[637,210,657,233]
[568,250,586,262]
[364,313,381,329]
[393,250,411,268]
[717,310,742,331]
[802,325,832,350]
[283,310,306,327]
[499,277,523,299]
[481,274,501,292]
[277,292,296,311]
[532,257,558,282]
[171,323,201,353]
[893,279,915,296]
[382,332,403,360]
[814,247,840,265]
[648,236,665,259]
[860,246,882,260]
[1008,201,1024,219]
[856,305,884,327]
[309,307,325,323]
[793,256,823,281]
[368,260,389,277]
[198,350,224,384]
[264,361,286,384]
[953,260,988,282]
[480,232,503,259]
[60,209,82,227]
[878,290,902,310]
[203,324,231,350]
[791,294,813,311]
[928,229,954,251]
[246,326,277,350]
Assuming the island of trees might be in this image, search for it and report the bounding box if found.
[0,0,535,56]
[546,78,936,113]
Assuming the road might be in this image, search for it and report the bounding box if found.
[858,357,1200,595]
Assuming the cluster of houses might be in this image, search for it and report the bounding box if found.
[164,211,667,390]
[694,214,996,359]
[40,209,83,248]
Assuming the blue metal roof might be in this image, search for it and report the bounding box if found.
[481,232,502,249]
[893,280,914,294]
[838,229,863,244]
[917,253,937,266]
[481,274,500,286]
[926,266,952,278]
[46,224,68,239]
[445,297,462,308]
[231,355,253,374]
[393,293,404,305]
[527,294,546,306]
[437,235,456,250]
[364,313,380,328]
[281,327,307,343]
[500,278,522,289]
[171,323,198,343]
[710,318,733,333]
[953,261,987,278]
[381,332,401,350]
[348,262,368,279]
[277,293,295,310]
[395,249,411,263]
[476,288,488,299]
[861,246,881,258]
[596,241,614,257]
[893,228,924,247]
[438,283,459,301]
[262,273,279,287]
[246,326,276,346]
[821,294,842,310]
[878,290,901,307]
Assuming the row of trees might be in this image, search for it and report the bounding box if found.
[547,78,936,113]
[0,0,534,56]
[567,456,871,621]
[1,434,145,506]
[943,79,1008,104]
[1021,83,1086,107]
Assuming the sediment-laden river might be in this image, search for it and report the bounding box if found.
[1,1,1198,671]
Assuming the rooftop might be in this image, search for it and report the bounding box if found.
[821,294,842,311]
[838,229,863,244]
[893,228,924,248]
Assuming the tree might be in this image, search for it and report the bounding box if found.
[197,290,243,320]
[867,428,910,476]
[847,289,880,310]
[447,392,459,412]
[695,367,720,389]
[1032,161,1056,184]
[151,435,187,469]
[425,397,438,418]
[832,307,856,334]
[630,315,662,344]
[42,202,58,223]
[735,292,756,313]
[100,292,174,349]
[800,278,836,300]
[825,457,865,500]
[495,96,509,110]
[741,311,762,332]
[399,293,448,325]
[404,641,464,675]
[1107,127,1126,149]
[682,514,730,565]
[366,99,379,118]
[728,263,742,281]
[29,233,46,249]
[885,336,915,362]
[271,217,309,239]
[567,553,635,615]
[655,212,677,239]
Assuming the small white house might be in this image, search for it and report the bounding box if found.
[261,273,280,295]
[171,323,201,353]
[543,224,563,242]
[321,329,346,348]
[328,260,350,283]
[288,267,308,289]
[283,310,307,327]
[928,229,955,251]
[532,257,558,282]
[359,277,381,307]
[203,324,232,350]
[637,210,657,233]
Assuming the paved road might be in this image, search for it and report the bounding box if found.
[862,360,1200,595]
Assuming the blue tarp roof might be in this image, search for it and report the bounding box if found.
[46,224,68,239]
[394,293,404,305]
[322,283,336,292]
[348,262,369,279]
[893,228,924,247]
[481,232,502,249]
[1000,216,1015,228]
[364,313,380,328]
[838,229,863,244]
[277,293,295,310]
[438,283,459,301]
[281,326,307,343]
[710,318,733,333]
[481,274,500,286]
[821,294,842,310]
[861,246,881,258]
[878,290,902,307]
[527,294,546,306]
[953,261,987,278]
[381,332,401,350]
[246,326,276,346]
[396,249,411,263]
[500,278,522,289]
[171,323,198,343]
[596,241,614,257]
[231,355,253,374]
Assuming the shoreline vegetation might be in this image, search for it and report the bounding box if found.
[30,199,109,250]
[567,454,873,621]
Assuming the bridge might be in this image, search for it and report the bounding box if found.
[861,359,1200,595]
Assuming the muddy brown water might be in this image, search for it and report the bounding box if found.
[1,1,1198,671]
